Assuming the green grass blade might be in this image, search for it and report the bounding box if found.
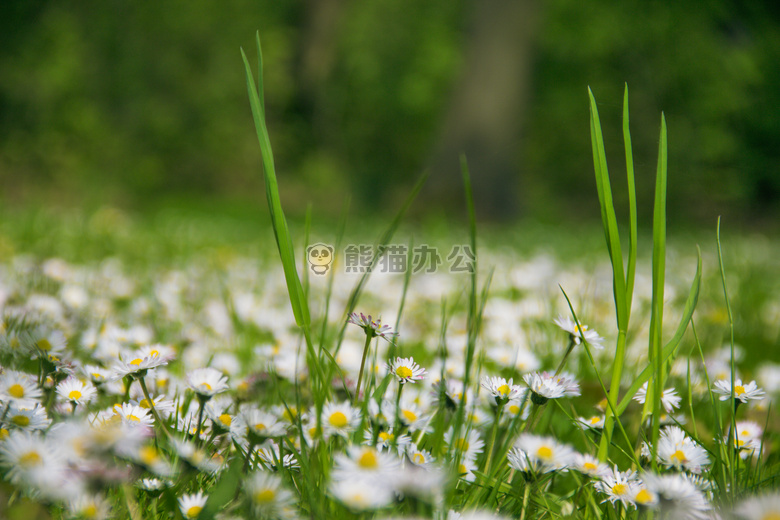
[241,35,310,329]
[616,247,701,415]
[648,113,668,468]
[623,84,638,318]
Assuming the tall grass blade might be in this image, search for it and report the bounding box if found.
[623,84,638,317]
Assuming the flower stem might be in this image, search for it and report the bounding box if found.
[353,333,373,407]
[483,401,505,474]
[139,376,171,437]
[554,338,576,376]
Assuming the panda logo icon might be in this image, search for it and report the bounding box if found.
[307,243,334,275]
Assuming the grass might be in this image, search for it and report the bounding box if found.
[0,42,778,519]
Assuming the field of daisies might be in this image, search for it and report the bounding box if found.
[1,41,780,520]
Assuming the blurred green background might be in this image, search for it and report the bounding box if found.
[1,0,778,227]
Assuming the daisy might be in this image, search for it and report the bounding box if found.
[256,441,299,470]
[387,357,427,384]
[577,415,605,430]
[594,466,641,508]
[392,397,430,432]
[363,427,412,454]
[68,493,111,520]
[554,315,605,349]
[172,438,220,473]
[347,312,398,342]
[633,381,682,413]
[112,349,168,379]
[132,393,175,417]
[332,445,402,480]
[713,379,766,404]
[28,326,67,359]
[114,402,155,428]
[178,491,208,519]
[138,478,169,493]
[56,376,97,406]
[241,407,288,442]
[656,425,710,473]
[524,371,580,404]
[187,368,229,399]
[0,369,43,408]
[321,401,361,439]
[481,376,524,404]
[245,471,296,516]
[444,427,485,464]
[510,434,576,474]
[407,446,436,468]
[330,478,394,511]
[572,452,610,478]
[735,493,780,520]
[126,444,174,477]
[83,364,112,385]
[641,473,711,520]
[0,430,68,497]
[6,405,51,431]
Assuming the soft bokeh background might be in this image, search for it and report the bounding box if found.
[1,0,778,227]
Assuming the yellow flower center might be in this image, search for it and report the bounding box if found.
[91,373,104,380]
[635,489,654,504]
[8,383,25,399]
[761,513,780,520]
[454,438,469,451]
[670,450,687,464]
[413,453,426,464]
[12,415,30,427]
[128,414,141,422]
[19,450,42,466]
[0,428,9,440]
[150,350,159,357]
[186,505,202,518]
[740,430,750,437]
[139,399,152,409]
[536,446,553,460]
[358,450,379,469]
[590,416,601,425]
[329,411,348,428]
[378,431,393,442]
[254,489,275,503]
[199,382,212,391]
[583,462,598,471]
[219,414,232,426]
[497,384,510,396]
[612,483,627,495]
[69,389,83,400]
[37,338,52,351]
[508,405,521,414]
[83,504,98,518]
[736,439,746,447]
[254,423,267,431]
[139,446,158,465]
[402,410,417,423]
[396,366,413,379]
[458,463,469,475]
[735,385,746,396]
[129,358,143,366]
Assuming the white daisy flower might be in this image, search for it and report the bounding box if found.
[641,473,711,520]
[391,397,430,432]
[594,466,641,508]
[455,458,478,482]
[241,407,288,441]
[6,405,51,431]
[735,421,763,443]
[0,369,43,408]
[28,326,67,359]
[333,445,401,479]
[330,478,394,511]
[444,426,485,464]
[68,493,111,520]
[83,364,112,385]
[172,438,220,473]
[713,379,765,403]
[114,402,155,428]
[187,367,229,399]
[735,493,780,520]
[132,393,175,417]
[509,434,576,474]
[347,312,398,342]
[656,425,710,473]
[56,376,97,406]
[481,376,524,404]
[387,356,427,384]
[577,415,605,430]
[321,401,361,440]
[554,315,605,349]
[138,478,169,492]
[245,471,296,516]
[633,381,682,413]
[112,349,168,379]
[523,371,580,404]
[363,427,412,454]
[572,452,610,478]
[178,491,208,520]
[0,430,69,497]
[256,441,299,470]
[407,446,436,468]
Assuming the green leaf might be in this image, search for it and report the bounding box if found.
[198,458,244,520]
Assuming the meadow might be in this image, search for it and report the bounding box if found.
[0,37,779,520]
